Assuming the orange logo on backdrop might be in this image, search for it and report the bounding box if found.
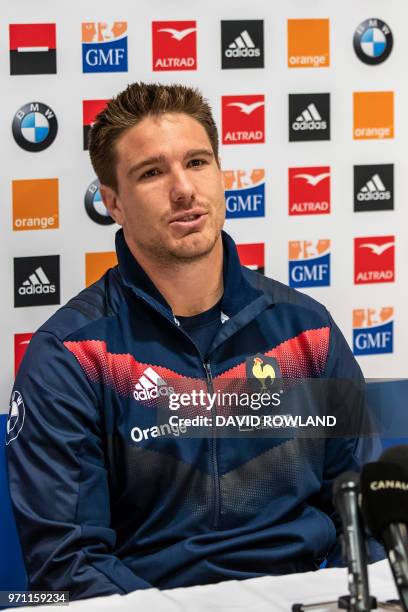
[12,178,59,231]
[85,252,118,287]
[353,92,394,140]
[287,19,330,68]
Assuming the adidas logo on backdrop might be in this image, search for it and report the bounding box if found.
[226,30,260,58]
[19,266,55,296]
[221,20,264,68]
[292,103,326,131]
[289,94,330,141]
[14,255,60,307]
[354,164,394,211]
[358,174,388,199]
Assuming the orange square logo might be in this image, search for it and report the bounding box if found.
[287,19,330,68]
[85,252,117,287]
[12,178,59,231]
[353,91,394,140]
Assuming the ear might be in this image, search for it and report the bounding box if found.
[99,184,124,226]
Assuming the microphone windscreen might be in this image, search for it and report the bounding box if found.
[381,444,408,467]
[361,461,408,540]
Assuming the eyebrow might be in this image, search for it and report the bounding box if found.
[126,148,214,177]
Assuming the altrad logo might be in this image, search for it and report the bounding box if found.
[222,95,265,144]
[289,166,330,215]
[152,21,197,71]
[354,236,395,284]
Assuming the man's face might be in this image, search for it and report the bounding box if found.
[101,112,226,264]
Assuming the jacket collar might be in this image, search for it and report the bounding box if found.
[115,228,265,318]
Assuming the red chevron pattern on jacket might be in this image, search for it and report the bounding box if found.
[65,327,330,405]
[64,339,187,399]
[217,327,330,379]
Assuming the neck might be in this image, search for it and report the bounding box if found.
[125,235,224,316]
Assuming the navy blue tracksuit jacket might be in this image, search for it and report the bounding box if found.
[6,230,380,600]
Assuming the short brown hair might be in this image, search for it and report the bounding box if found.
[88,82,219,191]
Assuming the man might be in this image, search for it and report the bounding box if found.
[6,82,380,601]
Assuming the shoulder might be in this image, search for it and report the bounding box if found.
[242,266,331,324]
[36,266,126,343]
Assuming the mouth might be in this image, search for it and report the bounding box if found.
[174,213,201,222]
[168,210,208,231]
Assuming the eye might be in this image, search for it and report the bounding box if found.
[188,158,207,168]
[140,168,161,179]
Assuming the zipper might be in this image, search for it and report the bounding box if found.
[204,360,220,528]
[130,291,221,529]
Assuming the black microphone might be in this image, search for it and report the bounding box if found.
[333,471,373,612]
[361,446,408,612]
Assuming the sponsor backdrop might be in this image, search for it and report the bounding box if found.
[1,0,408,421]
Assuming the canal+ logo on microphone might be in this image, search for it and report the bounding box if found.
[223,169,265,218]
[288,240,331,288]
[353,307,393,356]
[82,22,128,73]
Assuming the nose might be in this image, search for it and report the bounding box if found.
[169,165,195,206]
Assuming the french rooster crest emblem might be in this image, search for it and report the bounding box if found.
[246,354,281,390]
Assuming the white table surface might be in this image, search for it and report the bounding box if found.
[5,560,399,612]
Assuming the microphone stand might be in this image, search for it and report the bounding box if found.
[382,524,408,612]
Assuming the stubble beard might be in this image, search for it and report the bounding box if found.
[137,228,221,268]
[125,198,225,270]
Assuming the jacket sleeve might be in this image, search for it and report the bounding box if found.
[318,313,385,566]
[6,330,152,600]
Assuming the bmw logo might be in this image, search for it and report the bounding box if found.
[12,102,58,152]
[85,179,115,225]
[6,390,25,445]
[353,19,393,65]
